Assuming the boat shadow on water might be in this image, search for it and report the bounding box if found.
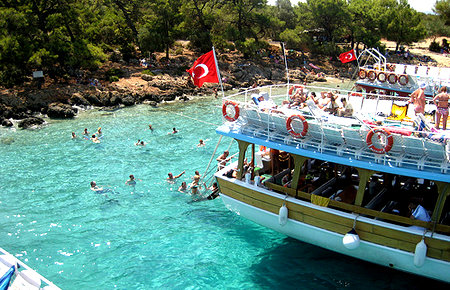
[249,237,449,289]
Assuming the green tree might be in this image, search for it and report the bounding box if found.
[381,0,426,51]
[434,0,450,25]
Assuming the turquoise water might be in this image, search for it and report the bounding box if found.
[0,97,446,289]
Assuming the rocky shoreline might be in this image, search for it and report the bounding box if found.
[0,52,333,129]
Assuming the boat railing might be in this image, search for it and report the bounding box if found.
[221,84,450,174]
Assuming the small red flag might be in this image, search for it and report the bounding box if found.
[339,49,357,63]
[186,50,219,87]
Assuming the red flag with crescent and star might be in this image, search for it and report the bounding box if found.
[186,50,219,87]
[339,49,357,63]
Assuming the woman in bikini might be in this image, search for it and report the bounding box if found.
[433,86,449,130]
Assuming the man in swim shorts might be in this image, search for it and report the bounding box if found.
[433,86,449,130]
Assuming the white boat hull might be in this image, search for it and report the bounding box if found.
[221,193,450,282]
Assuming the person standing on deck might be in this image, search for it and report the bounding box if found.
[408,83,426,115]
[432,86,449,130]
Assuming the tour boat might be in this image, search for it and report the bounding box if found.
[0,247,60,289]
[355,48,449,98]
[214,83,450,282]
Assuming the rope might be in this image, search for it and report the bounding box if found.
[200,135,223,184]
[159,108,221,127]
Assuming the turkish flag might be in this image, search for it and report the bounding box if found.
[186,50,219,87]
[339,49,357,63]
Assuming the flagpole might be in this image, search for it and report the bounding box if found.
[281,42,290,99]
[212,46,225,98]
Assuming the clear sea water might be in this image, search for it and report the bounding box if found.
[0,96,447,289]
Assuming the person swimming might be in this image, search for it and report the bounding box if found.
[91,134,100,143]
[83,128,89,136]
[168,127,178,135]
[71,132,77,139]
[125,174,141,186]
[167,171,185,183]
[178,181,187,193]
[197,139,205,147]
[97,127,102,136]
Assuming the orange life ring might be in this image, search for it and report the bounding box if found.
[359,69,367,79]
[377,72,386,83]
[222,101,240,122]
[398,74,408,86]
[286,115,308,138]
[351,92,363,97]
[367,70,377,81]
[387,73,397,84]
[288,85,304,96]
[366,128,394,154]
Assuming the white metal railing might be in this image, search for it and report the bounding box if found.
[221,84,449,174]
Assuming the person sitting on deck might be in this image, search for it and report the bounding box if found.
[318,91,333,109]
[338,97,353,117]
[408,201,431,223]
[324,94,339,115]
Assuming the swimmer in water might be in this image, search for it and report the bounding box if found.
[72,132,77,139]
[91,134,100,143]
[167,171,185,182]
[135,139,141,146]
[125,174,141,186]
[178,181,187,193]
[83,128,89,136]
[90,181,104,192]
[97,127,102,136]
[168,127,178,135]
[197,139,205,147]
[149,124,154,131]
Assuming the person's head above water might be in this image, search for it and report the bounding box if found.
[129,174,134,179]
[168,173,173,178]
[90,181,96,187]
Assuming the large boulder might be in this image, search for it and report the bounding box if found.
[69,93,90,106]
[121,95,136,106]
[47,103,76,119]
[18,117,45,129]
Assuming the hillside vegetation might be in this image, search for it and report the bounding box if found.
[0,0,449,88]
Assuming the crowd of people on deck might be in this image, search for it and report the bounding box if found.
[82,122,221,201]
[256,87,354,118]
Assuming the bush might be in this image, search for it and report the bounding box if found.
[109,75,119,82]
[141,69,154,76]
[429,41,441,53]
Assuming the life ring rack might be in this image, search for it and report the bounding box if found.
[286,114,308,138]
[398,74,409,86]
[358,69,367,79]
[387,73,397,84]
[367,70,377,82]
[366,128,394,154]
[377,72,386,83]
[222,100,240,122]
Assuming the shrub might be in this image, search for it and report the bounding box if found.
[429,41,441,53]
[109,75,119,82]
[141,69,154,76]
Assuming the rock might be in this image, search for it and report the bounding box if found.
[121,95,135,106]
[47,103,76,118]
[69,93,90,106]
[18,117,45,129]
[84,94,103,106]
[1,119,13,127]
[141,74,153,81]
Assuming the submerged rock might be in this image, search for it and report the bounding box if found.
[1,119,13,127]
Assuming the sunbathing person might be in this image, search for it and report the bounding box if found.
[433,86,449,130]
